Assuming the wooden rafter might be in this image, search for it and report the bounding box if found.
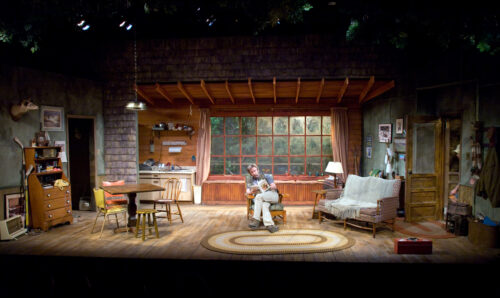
[225,80,235,104]
[359,76,375,103]
[295,77,301,104]
[135,85,154,105]
[177,81,194,104]
[155,83,174,104]
[200,80,215,104]
[136,77,395,107]
[363,80,395,103]
[316,77,325,103]
[337,77,349,103]
[248,78,256,104]
[273,77,277,104]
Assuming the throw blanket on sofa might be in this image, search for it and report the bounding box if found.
[324,175,398,219]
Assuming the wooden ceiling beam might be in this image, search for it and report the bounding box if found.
[337,77,349,103]
[155,83,174,104]
[200,80,215,104]
[295,77,301,104]
[248,78,256,104]
[316,77,325,103]
[273,77,277,104]
[363,80,395,103]
[359,76,375,103]
[225,80,235,104]
[135,85,154,105]
[177,81,194,104]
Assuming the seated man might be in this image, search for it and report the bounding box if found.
[246,164,279,233]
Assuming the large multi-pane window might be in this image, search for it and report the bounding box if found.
[210,116,333,176]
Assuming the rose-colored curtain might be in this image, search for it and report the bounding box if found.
[195,108,211,185]
[330,107,349,182]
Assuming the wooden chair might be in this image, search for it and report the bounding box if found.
[246,192,288,224]
[154,178,184,224]
[91,188,129,238]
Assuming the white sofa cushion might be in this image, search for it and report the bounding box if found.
[324,175,399,219]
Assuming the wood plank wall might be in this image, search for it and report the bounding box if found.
[202,180,246,204]
[202,180,323,205]
[138,107,200,166]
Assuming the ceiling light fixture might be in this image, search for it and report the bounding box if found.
[126,30,147,111]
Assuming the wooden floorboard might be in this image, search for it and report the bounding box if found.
[1,205,499,296]
[1,204,498,262]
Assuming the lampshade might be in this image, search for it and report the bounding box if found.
[325,161,343,174]
[125,101,147,111]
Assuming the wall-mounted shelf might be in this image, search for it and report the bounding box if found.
[152,128,195,139]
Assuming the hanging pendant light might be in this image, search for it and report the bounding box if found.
[126,29,147,111]
[125,101,146,110]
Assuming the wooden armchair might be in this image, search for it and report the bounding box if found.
[246,192,288,224]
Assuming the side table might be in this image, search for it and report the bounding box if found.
[311,188,343,219]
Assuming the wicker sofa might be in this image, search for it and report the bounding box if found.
[317,174,401,238]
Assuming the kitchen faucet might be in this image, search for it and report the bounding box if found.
[172,164,183,170]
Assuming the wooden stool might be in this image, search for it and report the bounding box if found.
[135,209,159,241]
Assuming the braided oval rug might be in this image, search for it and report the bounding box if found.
[201,229,355,255]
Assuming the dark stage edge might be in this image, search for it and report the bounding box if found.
[1,254,498,297]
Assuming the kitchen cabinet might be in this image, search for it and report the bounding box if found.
[139,170,196,202]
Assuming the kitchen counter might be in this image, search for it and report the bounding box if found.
[140,169,196,174]
[138,168,196,202]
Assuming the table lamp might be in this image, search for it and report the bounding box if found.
[325,161,343,188]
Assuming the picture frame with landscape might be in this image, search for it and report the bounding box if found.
[41,106,64,131]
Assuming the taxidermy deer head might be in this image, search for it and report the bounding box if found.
[10,98,38,121]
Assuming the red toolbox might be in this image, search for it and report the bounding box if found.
[394,238,432,254]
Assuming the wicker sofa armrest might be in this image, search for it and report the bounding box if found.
[376,196,399,220]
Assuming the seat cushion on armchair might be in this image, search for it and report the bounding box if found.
[250,203,284,211]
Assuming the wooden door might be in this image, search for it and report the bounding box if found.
[405,116,444,222]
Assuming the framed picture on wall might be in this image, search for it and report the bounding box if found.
[366,147,372,159]
[4,192,25,221]
[41,106,64,131]
[378,124,392,143]
[394,137,406,152]
[396,118,404,134]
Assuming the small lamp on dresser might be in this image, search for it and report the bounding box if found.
[325,161,343,188]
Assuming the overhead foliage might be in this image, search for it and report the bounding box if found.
[0,0,498,55]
